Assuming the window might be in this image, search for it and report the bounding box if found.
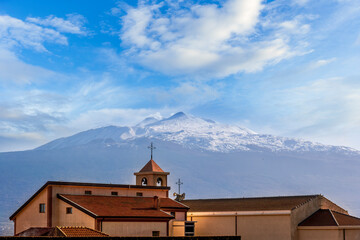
[185,222,195,236]
[39,203,45,213]
[111,191,118,196]
[66,207,72,214]
[141,177,147,186]
[152,231,160,237]
[170,212,175,217]
[136,192,143,197]
[85,190,92,195]
[156,177,163,186]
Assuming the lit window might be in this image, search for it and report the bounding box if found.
[157,178,163,186]
[152,231,160,237]
[136,192,143,197]
[141,177,147,186]
[39,203,45,213]
[66,207,72,214]
[111,191,118,196]
[85,190,92,195]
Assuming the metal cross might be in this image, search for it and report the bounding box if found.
[176,178,183,194]
[148,142,156,160]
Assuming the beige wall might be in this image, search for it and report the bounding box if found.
[237,215,291,240]
[345,229,360,240]
[102,221,167,236]
[14,188,49,235]
[53,199,95,228]
[190,216,236,236]
[291,197,320,240]
[298,229,342,240]
[171,221,185,236]
[188,213,291,240]
[298,228,360,240]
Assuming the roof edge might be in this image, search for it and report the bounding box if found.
[57,194,98,218]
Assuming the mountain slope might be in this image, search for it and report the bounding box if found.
[37,112,359,154]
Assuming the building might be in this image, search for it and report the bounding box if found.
[10,158,192,237]
[9,152,360,239]
[183,195,360,240]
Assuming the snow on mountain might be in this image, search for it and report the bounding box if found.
[37,112,359,154]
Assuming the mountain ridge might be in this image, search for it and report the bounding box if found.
[36,112,359,155]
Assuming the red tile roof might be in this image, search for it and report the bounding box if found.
[57,226,109,237]
[299,209,360,226]
[182,195,319,212]
[139,159,164,172]
[58,194,187,218]
[16,227,55,236]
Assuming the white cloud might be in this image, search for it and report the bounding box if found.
[0,15,68,52]
[0,48,57,84]
[118,0,310,78]
[26,14,87,35]
[311,57,337,69]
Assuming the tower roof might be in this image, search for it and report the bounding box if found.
[139,159,164,173]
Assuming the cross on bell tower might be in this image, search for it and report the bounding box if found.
[176,178,183,194]
[134,143,169,187]
[148,142,156,160]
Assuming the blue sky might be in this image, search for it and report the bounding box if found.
[0,0,360,152]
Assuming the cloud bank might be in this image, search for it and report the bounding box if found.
[117,0,308,78]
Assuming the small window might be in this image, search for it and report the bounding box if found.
[156,177,163,186]
[66,207,72,214]
[141,177,147,186]
[111,191,118,196]
[85,190,92,195]
[185,222,195,236]
[136,192,143,197]
[152,231,160,237]
[39,203,45,213]
[170,212,175,217]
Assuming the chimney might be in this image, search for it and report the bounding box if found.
[153,196,160,210]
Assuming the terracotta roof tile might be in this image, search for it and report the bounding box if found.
[182,195,319,212]
[58,194,185,218]
[299,209,338,226]
[57,226,109,237]
[299,209,360,226]
[139,159,164,172]
[16,227,55,236]
[332,211,360,226]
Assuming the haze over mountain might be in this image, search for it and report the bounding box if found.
[0,112,359,235]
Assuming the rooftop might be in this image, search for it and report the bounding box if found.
[182,195,320,212]
[58,194,188,218]
[139,159,165,173]
[57,226,109,237]
[299,209,360,226]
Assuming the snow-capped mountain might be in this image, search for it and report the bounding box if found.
[38,112,359,154]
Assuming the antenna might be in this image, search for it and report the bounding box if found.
[148,142,156,160]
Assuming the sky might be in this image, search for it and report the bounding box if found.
[0,0,360,152]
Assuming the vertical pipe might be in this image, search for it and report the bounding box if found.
[235,215,238,236]
[47,186,53,227]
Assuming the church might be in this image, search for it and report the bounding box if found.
[9,144,360,240]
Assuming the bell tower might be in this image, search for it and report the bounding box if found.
[134,143,169,187]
